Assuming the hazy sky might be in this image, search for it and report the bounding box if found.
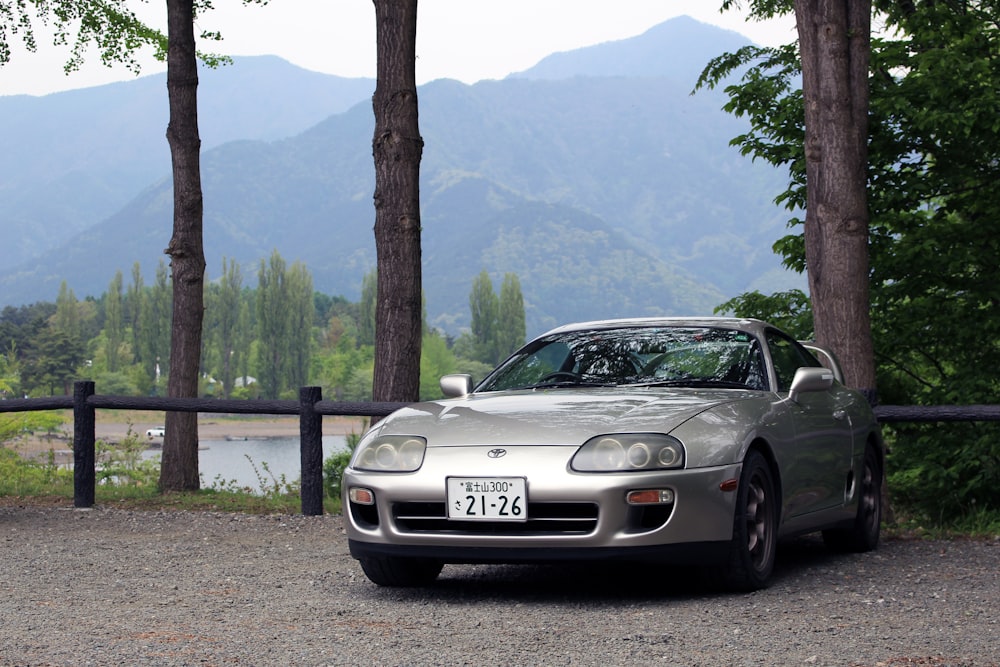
[0,1,796,96]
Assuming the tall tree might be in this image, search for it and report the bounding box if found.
[53,281,80,342]
[256,250,288,400]
[215,257,242,399]
[469,270,499,364]
[104,270,125,372]
[794,0,876,402]
[138,261,172,393]
[358,269,377,347]
[126,263,145,365]
[286,261,314,391]
[21,326,84,396]
[160,0,205,491]
[235,289,253,392]
[496,273,526,362]
[371,0,423,406]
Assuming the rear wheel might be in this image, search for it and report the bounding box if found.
[358,556,443,587]
[823,445,882,553]
[716,450,778,591]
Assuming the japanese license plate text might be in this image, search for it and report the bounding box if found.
[447,477,527,521]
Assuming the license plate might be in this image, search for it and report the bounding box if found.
[447,477,527,521]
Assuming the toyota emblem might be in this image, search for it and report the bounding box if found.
[487,448,507,459]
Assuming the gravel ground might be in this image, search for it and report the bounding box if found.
[0,504,996,667]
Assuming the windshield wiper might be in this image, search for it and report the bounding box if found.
[529,379,616,389]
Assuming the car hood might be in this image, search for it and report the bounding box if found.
[373,388,750,447]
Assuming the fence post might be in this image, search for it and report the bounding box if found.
[73,381,96,508]
[299,386,324,516]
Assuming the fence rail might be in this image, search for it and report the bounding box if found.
[3,381,999,514]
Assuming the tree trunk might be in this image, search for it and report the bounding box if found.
[371,0,423,406]
[795,0,877,404]
[160,0,205,491]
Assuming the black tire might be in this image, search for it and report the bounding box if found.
[359,556,443,587]
[823,445,882,553]
[715,450,778,591]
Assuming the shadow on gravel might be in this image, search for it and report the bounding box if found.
[366,534,864,604]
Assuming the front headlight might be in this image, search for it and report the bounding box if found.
[352,435,427,472]
[571,433,685,472]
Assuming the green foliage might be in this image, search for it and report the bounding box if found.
[0,0,166,71]
[20,326,85,396]
[715,289,813,340]
[95,422,160,488]
[104,271,124,373]
[468,270,527,365]
[251,252,314,400]
[420,330,457,400]
[0,260,518,508]
[0,447,73,497]
[203,455,299,498]
[0,411,66,444]
[469,270,500,364]
[324,428,364,500]
[285,262,315,391]
[256,251,289,400]
[205,257,244,399]
[885,423,1000,524]
[137,261,171,395]
[497,274,527,362]
[358,270,377,348]
[706,1,1000,524]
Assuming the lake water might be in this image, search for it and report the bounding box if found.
[143,436,349,493]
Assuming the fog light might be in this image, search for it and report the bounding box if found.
[349,487,375,505]
[626,489,675,505]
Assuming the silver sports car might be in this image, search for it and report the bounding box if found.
[343,317,884,590]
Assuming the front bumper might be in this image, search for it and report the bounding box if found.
[343,454,742,565]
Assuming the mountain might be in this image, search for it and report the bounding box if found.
[0,17,800,337]
[510,15,749,83]
[0,56,375,269]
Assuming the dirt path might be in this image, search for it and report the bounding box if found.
[0,505,996,666]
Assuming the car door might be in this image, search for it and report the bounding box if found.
[766,330,854,519]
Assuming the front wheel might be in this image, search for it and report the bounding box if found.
[713,450,778,591]
[358,556,443,587]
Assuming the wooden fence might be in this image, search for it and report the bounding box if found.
[2,380,999,515]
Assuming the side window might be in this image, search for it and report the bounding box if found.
[766,330,821,392]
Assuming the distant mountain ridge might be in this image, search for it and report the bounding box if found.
[510,15,749,83]
[0,16,799,337]
[0,56,375,268]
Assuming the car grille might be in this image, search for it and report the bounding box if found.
[392,501,599,535]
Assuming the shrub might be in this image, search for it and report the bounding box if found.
[324,428,363,500]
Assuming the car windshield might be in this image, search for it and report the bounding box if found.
[478,325,767,392]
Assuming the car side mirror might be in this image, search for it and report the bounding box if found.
[799,342,845,384]
[440,374,474,398]
[788,367,835,403]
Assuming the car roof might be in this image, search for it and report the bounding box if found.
[538,317,772,338]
